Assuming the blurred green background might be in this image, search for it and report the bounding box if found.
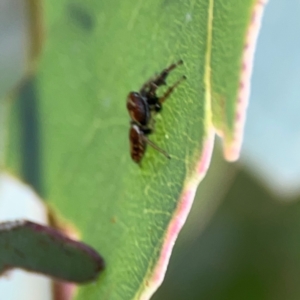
[154,147,300,300]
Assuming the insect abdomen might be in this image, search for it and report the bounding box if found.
[129,124,146,163]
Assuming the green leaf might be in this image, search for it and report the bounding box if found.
[0,220,104,283]
[5,0,267,298]
[38,1,213,298]
[211,0,267,160]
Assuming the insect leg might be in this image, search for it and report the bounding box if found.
[142,135,171,159]
[140,60,184,94]
[153,59,183,86]
[159,75,186,104]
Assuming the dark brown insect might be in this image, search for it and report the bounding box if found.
[127,60,186,163]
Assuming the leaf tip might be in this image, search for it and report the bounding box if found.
[223,0,268,162]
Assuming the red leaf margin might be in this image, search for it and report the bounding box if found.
[223,0,268,161]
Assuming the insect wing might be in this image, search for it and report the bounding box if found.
[129,124,147,163]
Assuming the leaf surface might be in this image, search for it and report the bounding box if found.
[4,0,267,298]
[0,220,104,283]
[211,0,267,160]
[39,1,212,298]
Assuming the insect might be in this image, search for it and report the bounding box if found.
[127,60,186,163]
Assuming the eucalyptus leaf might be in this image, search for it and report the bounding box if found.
[5,0,267,298]
[0,220,104,283]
